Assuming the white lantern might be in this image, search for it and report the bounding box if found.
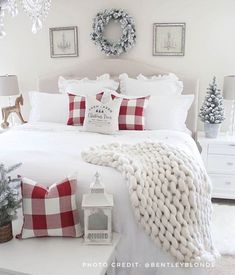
[82,172,113,244]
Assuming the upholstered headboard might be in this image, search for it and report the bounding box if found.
[38,59,199,137]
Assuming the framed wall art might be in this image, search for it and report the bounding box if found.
[49,26,78,58]
[153,23,186,56]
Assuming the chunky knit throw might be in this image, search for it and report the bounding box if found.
[82,142,219,262]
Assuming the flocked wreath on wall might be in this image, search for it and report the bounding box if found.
[91,9,136,56]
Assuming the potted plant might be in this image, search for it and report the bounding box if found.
[199,77,225,138]
[0,163,21,243]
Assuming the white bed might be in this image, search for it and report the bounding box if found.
[0,60,208,275]
[0,123,206,275]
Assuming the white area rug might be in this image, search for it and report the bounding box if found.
[212,203,235,255]
[207,256,235,275]
[0,269,29,275]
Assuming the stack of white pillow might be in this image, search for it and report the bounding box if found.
[29,73,194,134]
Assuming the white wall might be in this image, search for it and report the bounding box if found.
[0,0,235,129]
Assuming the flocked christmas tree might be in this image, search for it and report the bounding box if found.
[0,163,21,227]
[199,77,225,124]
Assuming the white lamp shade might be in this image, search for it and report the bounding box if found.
[223,75,235,100]
[0,75,19,96]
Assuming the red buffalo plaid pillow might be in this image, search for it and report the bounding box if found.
[67,94,86,125]
[97,92,150,130]
[17,177,82,239]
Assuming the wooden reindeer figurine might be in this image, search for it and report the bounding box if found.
[1,94,27,129]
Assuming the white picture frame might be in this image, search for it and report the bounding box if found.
[49,26,78,58]
[153,23,186,56]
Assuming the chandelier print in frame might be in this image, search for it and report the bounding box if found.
[49,26,78,58]
[153,23,186,56]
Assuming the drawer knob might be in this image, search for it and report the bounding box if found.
[227,162,234,166]
[225,181,232,185]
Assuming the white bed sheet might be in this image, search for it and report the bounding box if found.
[0,123,207,275]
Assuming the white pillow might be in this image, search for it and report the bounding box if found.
[119,73,183,96]
[58,74,119,95]
[29,91,69,124]
[83,93,122,134]
[145,95,194,133]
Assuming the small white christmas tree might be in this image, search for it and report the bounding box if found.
[199,77,225,124]
[0,163,21,227]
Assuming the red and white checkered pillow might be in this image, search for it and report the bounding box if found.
[97,92,150,130]
[118,96,150,130]
[67,94,86,125]
[17,177,82,239]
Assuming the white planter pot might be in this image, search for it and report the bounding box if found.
[204,123,220,138]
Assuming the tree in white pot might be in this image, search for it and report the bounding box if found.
[199,77,225,138]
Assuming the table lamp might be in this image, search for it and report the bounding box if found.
[223,75,235,135]
[0,75,26,128]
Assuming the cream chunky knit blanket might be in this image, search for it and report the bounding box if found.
[82,141,218,262]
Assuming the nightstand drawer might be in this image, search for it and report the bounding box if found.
[207,155,235,174]
[208,144,235,155]
[210,174,235,192]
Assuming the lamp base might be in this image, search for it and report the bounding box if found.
[228,99,235,136]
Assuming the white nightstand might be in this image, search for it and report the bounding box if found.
[197,131,235,199]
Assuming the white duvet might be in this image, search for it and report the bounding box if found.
[0,123,207,275]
